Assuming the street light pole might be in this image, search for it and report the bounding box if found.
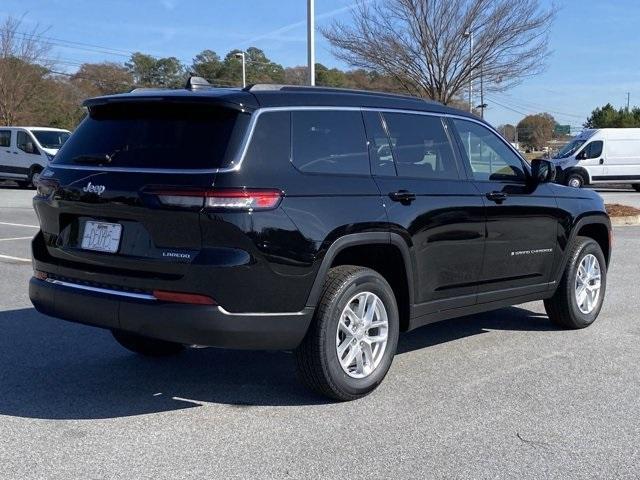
[234,52,246,88]
[307,0,315,86]
[467,30,473,113]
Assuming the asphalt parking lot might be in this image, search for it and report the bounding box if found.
[0,184,639,479]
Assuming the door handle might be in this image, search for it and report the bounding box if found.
[599,158,604,165]
[389,190,416,204]
[486,191,508,204]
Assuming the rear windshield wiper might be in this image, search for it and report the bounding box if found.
[72,154,113,165]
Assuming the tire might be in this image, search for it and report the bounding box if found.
[111,330,185,357]
[565,173,585,188]
[632,184,640,192]
[22,166,42,189]
[295,265,400,401]
[544,236,607,329]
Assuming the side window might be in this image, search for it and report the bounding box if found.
[452,119,525,182]
[17,131,39,155]
[362,111,396,176]
[244,111,291,170]
[382,113,459,179]
[0,130,10,148]
[583,141,603,159]
[291,110,369,175]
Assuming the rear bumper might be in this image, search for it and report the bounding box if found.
[29,277,314,350]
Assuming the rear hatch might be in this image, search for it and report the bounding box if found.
[33,99,251,287]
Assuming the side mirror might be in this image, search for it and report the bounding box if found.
[530,158,556,185]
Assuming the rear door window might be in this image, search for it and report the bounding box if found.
[53,102,249,169]
[291,110,369,175]
[382,113,460,179]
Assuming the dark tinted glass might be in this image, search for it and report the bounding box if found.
[244,111,291,169]
[53,102,249,169]
[382,113,459,179]
[452,119,525,181]
[362,111,396,176]
[585,141,603,159]
[0,130,9,148]
[291,110,369,175]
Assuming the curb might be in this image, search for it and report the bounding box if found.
[610,215,640,226]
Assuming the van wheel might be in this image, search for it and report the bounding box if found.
[633,184,640,192]
[544,237,606,329]
[111,330,185,357]
[24,166,42,189]
[566,173,585,188]
[295,266,399,401]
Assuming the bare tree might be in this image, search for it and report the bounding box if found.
[323,0,556,104]
[0,15,53,125]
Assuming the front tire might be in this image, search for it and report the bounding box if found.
[295,266,399,401]
[544,237,606,329]
[566,173,585,188]
[111,330,185,357]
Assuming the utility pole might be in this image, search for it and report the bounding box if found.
[478,66,487,119]
[307,0,315,86]
[627,92,631,112]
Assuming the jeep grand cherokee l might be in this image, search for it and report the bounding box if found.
[29,78,612,401]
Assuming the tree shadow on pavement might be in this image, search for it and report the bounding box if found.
[0,305,556,420]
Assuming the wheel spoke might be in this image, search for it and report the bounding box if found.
[363,295,378,326]
[337,337,353,358]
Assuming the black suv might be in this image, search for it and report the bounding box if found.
[30,79,612,400]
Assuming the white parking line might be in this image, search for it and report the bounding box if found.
[0,236,33,242]
[0,222,39,229]
[0,253,31,263]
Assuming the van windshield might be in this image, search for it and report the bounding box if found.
[32,130,71,149]
[554,139,585,159]
[53,102,249,169]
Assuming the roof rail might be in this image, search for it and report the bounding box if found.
[243,83,439,104]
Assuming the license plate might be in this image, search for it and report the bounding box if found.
[81,221,122,253]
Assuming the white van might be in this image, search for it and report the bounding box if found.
[551,128,640,190]
[0,126,71,188]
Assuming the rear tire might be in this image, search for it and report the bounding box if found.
[632,184,640,192]
[544,237,606,329]
[111,330,185,357]
[295,265,399,401]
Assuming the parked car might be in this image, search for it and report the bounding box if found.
[552,128,640,190]
[29,79,612,400]
[0,126,71,188]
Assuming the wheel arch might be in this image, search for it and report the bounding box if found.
[305,232,415,331]
[554,214,612,285]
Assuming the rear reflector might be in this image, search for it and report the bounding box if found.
[152,290,217,305]
[153,188,282,210]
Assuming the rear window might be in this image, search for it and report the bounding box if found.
[53,102,249,169]
[291,110,369,175]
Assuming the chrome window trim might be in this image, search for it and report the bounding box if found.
[49,104,524,174]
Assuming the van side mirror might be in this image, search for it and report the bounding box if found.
[530,158,556,185]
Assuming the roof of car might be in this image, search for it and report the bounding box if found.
[82,82,475,119]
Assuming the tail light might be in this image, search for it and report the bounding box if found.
[152,188,282,211]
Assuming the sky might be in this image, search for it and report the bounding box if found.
[1,0,640,130]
